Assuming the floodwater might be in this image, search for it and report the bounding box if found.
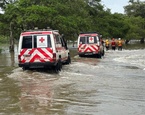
[0,44,145,115]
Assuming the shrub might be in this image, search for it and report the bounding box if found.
[0,35,9,44]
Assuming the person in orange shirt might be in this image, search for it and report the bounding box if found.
[117,38,123,51]
[105,39,110,51]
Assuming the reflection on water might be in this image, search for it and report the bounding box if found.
[0,44,18,67]
[10,52,15,67]
[8,69,67,115]
[20,76,53,114]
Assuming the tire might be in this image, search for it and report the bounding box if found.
[97,53,102,58]
[65,56,71,64]
[54,59,62,73]
[79,54,83,57]
[22,67,29,71]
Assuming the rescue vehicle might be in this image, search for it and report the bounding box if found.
[18,28,71,72]
[77,32,104,58]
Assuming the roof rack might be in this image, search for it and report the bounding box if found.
[53,30,59,32]
[79,32,99,34]
[22,27,53,32]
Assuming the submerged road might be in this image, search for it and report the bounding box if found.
[0,48,145,115]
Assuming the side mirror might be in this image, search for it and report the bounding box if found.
[61,34,64,38]
[99,35,102,38]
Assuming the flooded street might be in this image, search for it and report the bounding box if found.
[0,44,145,115]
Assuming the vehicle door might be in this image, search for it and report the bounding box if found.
[20,36,33,63]
[54,34,66,61]
[33,34,53,62]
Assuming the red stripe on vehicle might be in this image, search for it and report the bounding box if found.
[21,58,26,63]
[91,45,99,52]
[28,48,35,55]
[20,49,27,56]
[29,54,42,63]
[37,48,52,58]
[84,47,93,52]
[21,31,52,35]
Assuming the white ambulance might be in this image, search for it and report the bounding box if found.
[18,29,71,72]
[77,32,104,58]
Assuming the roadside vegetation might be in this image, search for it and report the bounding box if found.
[0,0,145,52]
[0,35,9,53]
[0,35,9,44]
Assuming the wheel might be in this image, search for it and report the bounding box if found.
[65,56,71,64]
[97,53,102,58]
[22,67,29,71]
[79,54,83,57]
[59,61,62,71]
[54,59,62,73]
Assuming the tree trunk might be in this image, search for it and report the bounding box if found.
[140,38,144,44]
[9,22,14,52]
[72,41,75,47]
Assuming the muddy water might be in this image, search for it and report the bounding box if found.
[0,44,145,115]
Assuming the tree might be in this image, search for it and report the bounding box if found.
[124,0,145,18]
[124,0,145,42]
[1,0,135,49]
[0,0,19,51]
[124,16,145,41]
[0,0,17,10]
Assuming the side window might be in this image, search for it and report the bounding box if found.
[80,37,85,44]
[60,37,65,47]
[47,35,52,47]
[54,34,62,47]
[94,36,97,43]
[96,36,100,45]
[60,35,68,49]
[34,36,37,48]
[22,36,32,48]
[55,35,61,44]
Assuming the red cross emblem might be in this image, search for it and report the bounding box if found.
[39,37,45,43]
[90,37,93,41]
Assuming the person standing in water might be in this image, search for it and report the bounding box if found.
[117,38,123,51]
[111,38,116,51]
[105,39,110,51]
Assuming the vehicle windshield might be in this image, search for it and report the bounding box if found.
[79,36,98,44]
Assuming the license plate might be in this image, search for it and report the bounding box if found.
[85,53,93,55]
